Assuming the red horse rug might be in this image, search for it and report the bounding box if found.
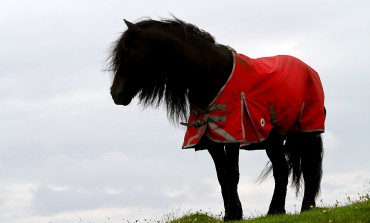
[183,51,325,149]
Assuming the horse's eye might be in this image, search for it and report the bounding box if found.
[122,43,128,50]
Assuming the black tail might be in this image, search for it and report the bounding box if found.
[285,132,324,197]
[257,132,324,198]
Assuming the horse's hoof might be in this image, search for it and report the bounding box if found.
[267,209,286,215]
[224,216,242,222]
[301,204,315,212]
[301,200,316,212]
[223,211,243,221]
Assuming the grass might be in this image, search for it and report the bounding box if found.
[168,193,370,223]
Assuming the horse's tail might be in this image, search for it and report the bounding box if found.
[285,132,324,197]
[257,132,324,198]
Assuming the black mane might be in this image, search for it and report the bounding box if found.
[107,17,216,73]
[135,18,216,43]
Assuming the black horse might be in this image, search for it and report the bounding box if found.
[107,17,325,221]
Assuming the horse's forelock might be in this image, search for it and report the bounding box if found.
[106,32,126,75]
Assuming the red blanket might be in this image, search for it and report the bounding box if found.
[183,52,325,149]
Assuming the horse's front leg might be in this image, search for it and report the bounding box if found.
[265,134,288,215]
[224,144,243,220]
[208,143,242,221]
[207,145,229,219]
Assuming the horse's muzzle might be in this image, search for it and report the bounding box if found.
[111,91,132,106]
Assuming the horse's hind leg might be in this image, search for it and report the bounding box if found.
[265,134,288,214]
[300,133,323,211]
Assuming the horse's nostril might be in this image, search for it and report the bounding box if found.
[110,88,121,99]
[112,91,122,103]
[116,91,123,98]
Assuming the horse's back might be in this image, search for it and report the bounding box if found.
[237,53,325,137]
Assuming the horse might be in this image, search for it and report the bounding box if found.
[107,17,325,221]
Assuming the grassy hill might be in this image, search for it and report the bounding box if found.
[169,194,369,223]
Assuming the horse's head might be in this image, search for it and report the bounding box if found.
[109,20,159,105]
[107,17,221,123]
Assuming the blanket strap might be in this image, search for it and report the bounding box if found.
[192,104,227,116]
[180,115,226,127]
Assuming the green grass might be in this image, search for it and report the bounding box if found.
[169,194,370,223]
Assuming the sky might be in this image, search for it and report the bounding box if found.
[1,0,370,222]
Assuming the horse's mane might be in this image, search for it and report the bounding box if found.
[107,17,216,73]
[107,17,218,124]
[135,17,216,44]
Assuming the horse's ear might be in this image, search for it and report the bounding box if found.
[124,19,138,32]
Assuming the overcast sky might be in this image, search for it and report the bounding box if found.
[1,0,370,222]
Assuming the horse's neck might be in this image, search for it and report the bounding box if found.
[185,45,234,109]
[152,35,234,109]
